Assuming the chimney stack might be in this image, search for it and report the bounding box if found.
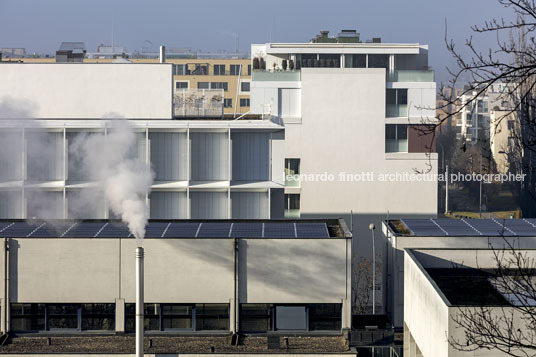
[159,45,166,63]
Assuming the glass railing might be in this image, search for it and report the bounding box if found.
[285,174,301,188]
[387,70,434,82]
[386,104,408,118]
[252,70,301,81]
[284,209,301,219]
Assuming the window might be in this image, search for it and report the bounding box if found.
[344,54,366,68]
[224,98,232,108]
[82,303,115,331]
[368,54,389,69]
[240,304,272,332]
[175,81,188,90]
[192,64,208,75]
[48,304,79,330]
[275,306,306,331]
[240,98,250,107]
[230,64,241,75]
[210,82,228,91]
[173,64,186,75]
[213,64,225,75]
[248,64,251,75]
[195,304,229,331]
[385,124,408,153]
[508,120,515,130]
[386,89,408,117]
[285,158,300,187]
[477,100,488,113]
[126,303,228,332]
[308,304,342,331]
[11,304,45,331]
[284,194,300,218]
[241,82,250,92]
[197,82,209,89]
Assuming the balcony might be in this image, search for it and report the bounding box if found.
[173,89,224,118]
[387,70,434,82]
[386,104,408,118]
[252,70,301,81]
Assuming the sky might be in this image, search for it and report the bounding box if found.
[0,0,513,84]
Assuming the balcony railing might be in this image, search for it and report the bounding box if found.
[386,104,408,118]
[252,70,301,81]
[387,70,434,82]
[173,89,224,118]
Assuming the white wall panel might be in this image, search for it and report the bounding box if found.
[150,191,187,219]
[26,131,63,181]
[149,132,187,181]
[190,191,228,219]
[0,190,22,219]
[231,191,269,219]
[278,88,301,118]
[190,132,229,181]
[231,132,269,181]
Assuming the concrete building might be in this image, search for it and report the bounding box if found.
[490,109,519,173]
[404,248,536,357]
[0,219,352,336]
[0,62,284,220]
[250,32,438,312]
[384,218,536,328]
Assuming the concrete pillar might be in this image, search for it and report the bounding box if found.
[403,323,411,356]
[115,298,125,333]
[409,333,417,357]
[229,298,236,334]
[342,299,351,329]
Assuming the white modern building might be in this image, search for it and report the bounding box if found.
[384,218,536,328]
[250,35,438,312]
[0,63,285,220]
[404,247,536,357]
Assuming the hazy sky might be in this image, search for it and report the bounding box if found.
[0,0,512,83]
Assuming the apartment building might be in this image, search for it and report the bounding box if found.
[250,31,438,312]
[0,62,283,220]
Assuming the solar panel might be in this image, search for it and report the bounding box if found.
[64,222,107,238]
[197,222,232,238]
[231,223,263,238]
[0,222,40,237]
[295,223,330,238]
[96,222,131,238]
[402,219,446,236]
[30,222,72,238]
[432,219,477,236]
[263,223,296,238]
[464,219,516,236]
[144,222,169,238]
[493,219,535,236]
[163,222,200,238]
[0,222,14,233]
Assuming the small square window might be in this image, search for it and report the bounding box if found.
[213,64,225,75]
[241,82,250,92]
[240,98,250,107]
[230,64,241,75]
[224,98,233,108]
[175,81,188,89]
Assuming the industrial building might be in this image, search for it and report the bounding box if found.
[0,219,352,337]
[0,62,283,220]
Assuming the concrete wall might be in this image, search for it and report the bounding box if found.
[0,63,173,119]
[404,251,450,357]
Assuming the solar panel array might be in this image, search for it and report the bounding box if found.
[0,221,331,239]
[400,218,536,237]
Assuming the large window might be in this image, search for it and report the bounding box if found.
[285,158,300,188]
[284,194,300,218]
[230,64,241,75]
[11,303,115,332]
[385,124,408,153]
[344,54,366,68]
[210,82,228,91]
[240,304,341,332]
[213,64,225,75]
[126,303,229,332]
[368,54,389,69]
[386,88,408,117]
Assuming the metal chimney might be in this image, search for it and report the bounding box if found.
[159,45,166,63]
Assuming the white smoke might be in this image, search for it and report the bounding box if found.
[70,119,153,246]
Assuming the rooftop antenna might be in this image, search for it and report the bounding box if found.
[111,15,115,52]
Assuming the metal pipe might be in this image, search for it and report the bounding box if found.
[445,165,449,215]
[233,238,239,335]
[136,247,144,357]
[2,238,8,334]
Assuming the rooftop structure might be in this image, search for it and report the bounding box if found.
[56,42,86,63]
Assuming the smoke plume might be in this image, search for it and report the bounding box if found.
[70,119,153,246]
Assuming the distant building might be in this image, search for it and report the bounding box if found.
[86,44,131,59]
[56,42,86,63]
[0,47,26,58]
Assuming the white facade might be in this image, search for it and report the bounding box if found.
[251,42,438,313]
[404,248,536,357]
[0,63,285,220]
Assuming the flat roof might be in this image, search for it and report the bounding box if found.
[0,219,349,239]
[386,218,536,237]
